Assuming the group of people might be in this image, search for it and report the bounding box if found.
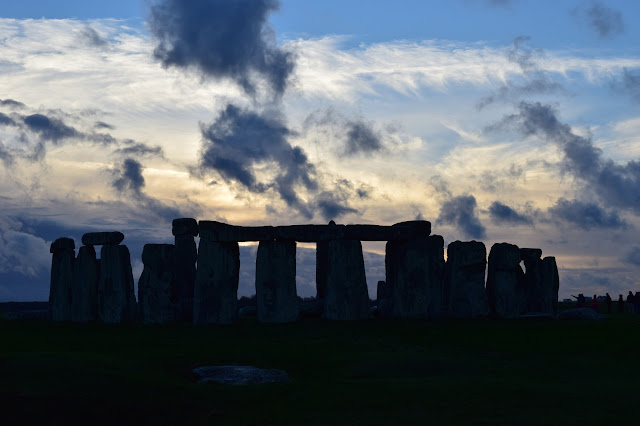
[572,291,640,314]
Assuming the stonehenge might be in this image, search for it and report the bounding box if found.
[49,218,561,324]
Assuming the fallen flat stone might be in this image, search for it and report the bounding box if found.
[444,241,488,318]
[82,231,124,246]
[172,218,199,236]
[193,366,290,385]
[72,245,99,323]
[50,237,75,254]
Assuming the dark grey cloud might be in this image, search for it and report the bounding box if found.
[198,104,318,218]
[94,121,115,130]
[478,36,563,109]
[0,112,16,126]
[488,201,534,225]
[23,114,81,144]
[0,99,25,109]
[624,246,640,266]
[313,191,359,221]
[489,101,640,213]
[345,120,384,156]
[79,26,108,47]
[0,141,14,166]
[548,197,627,230]
[113,141,165,158]
[574,1,624,38]
[148,0,294,97]
[437,194,486,239]
[112,158,146,195]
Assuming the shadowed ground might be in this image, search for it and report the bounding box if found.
[1,312,638,425]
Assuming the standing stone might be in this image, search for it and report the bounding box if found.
[541,256,560,315]
[138,244,178,324]
[49,237,75,321]
[98,245,137,323]
[486,242,526,318]
[385,235,445,319]
[72,245,99,322]
[194,239,240,324]
[255,240,299,323]
[315,240,328,300]
[323,240,372,320]
[173,218,199,322]
[444,241,488,318]
[520,248,545,313]
[376,280,392,317]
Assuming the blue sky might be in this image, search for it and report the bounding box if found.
[0,0,639,302]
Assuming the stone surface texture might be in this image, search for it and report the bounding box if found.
[194,239,240,324]
[323,240,372,320]
[81,231,124,246]
[98,244,137,323]
[444,241,488,318]
[49,237,75,321]
[255,240,299,323]
[486,242,526,318]
[72,245,99,322]
[138,244,179,324]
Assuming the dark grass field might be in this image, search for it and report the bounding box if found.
[1,312,639,425]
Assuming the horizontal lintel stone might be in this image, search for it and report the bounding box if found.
[198,220,430,242]
[81,231,124,246]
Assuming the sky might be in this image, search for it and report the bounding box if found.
[1,0,639,302]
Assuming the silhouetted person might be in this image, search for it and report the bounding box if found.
[591,294,598,312]
[605,293,612,314]
[627,291,634,304]
[618,295,624,313]
[572,294,586,308]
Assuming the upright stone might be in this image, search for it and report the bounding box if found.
[98,245,137,323]
[541,256,560,315]
[376,280,392,317]
[194,239,240,324]
[255,240,299,323]
[520,248,545,313]
[385,235,445,319]
[323,239,372,320]
[172,218,199,322]
[486,242,525,318]
[138,244,178,324]
[49,237,75,321]
[315,240,328,300]
[72,245,99,322]
[444,241,488,318]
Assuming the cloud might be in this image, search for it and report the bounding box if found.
[437,194,486,239]
[344,120,384,156]
[574,1,624,38]
[0,99,25,109]
[23,113,81,144]
[148,0,294,98]
[612,68,640,103]
[79,26,108,47]
[488,201,534,225]
[0,112,16,126]
[489,101,640,214]
[0,216,50,278]
[113,140,165,158]
[112,158,146,195]
[0,142,14,167]
[548,197,627,230]
[94,121,115,130]
[313,191,359,220]
[624,246,640,266]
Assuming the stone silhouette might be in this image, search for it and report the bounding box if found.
[376,280,391,317]
[49,237,75,321]
[82,231,124,246]
[172,218,199,322]
[138,244,179,324]
[72,245,99,322]
[255,240,299,323]
[444,241,488,318]
[486,242,526,318]
[540,256,560,315]
[98,244,137,323]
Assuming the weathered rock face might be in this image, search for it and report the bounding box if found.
[72,245,99,322]
[520,248,545,313]
[385,235,445,319]
[173,219,199,322]
[49,237,75,321]
[81,231,124,246]
[486,242,525,318]
[541,256,560,315]
[323,240,372,320]
[444,241,488,318]
[172,218,199,237]
[98,244,137,323]
[315,240,328,299]
[138,244,178,324]
[376,280,392,317]
[255,240,299,323]
[194,239,240,324]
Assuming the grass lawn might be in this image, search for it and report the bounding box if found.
[1,315,639,425]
